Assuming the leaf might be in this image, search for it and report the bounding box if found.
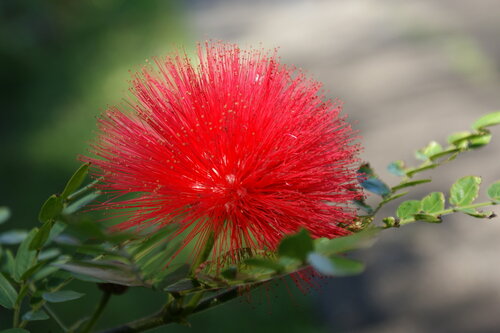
[416,141,443,161]
[63,191,101,215]
[61,163,90,199]
[14,229,38,282]
[307,253,364,277]
[314,229,379,255]
[0,273,18,309]
[457,208,496,219]
[278,229,314,262]
[360,178,391,197]
[472,111,500,130]
[0,230,28,245]
[244,258,283,272]
[29,221,55,251]
[387,160,406,176]
[429,147,462,161]
[448,131,472,145]
[156,264,191,289]
[413,214,442,223]
[392,179,431,191]
[396,200,421,219]
[38,195,63,223]
[22,309,49,321]
[55,260,146,287]
[421,192,445,214]
[164,279,199,293]
[0,207,11,225]
[352,199,373,214]
[487,181,500,202]
[449,176,481,207]
[42,290,84,303]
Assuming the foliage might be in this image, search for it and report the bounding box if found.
[0,111,499,332]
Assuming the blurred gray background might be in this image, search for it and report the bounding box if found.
[1,0,500,332]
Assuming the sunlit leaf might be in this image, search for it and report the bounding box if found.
[487,181,500,202]
[396,200,421,219]
[472,111,500,130]
[416,141,443,161]
[449,176,481,207]
[421,192,445,214]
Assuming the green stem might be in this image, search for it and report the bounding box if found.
[43,303,69,332]
[398,201,496,226]
[81,290,112,333]
[66,178,102,202]
[13,301,21,328]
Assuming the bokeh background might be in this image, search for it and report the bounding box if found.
[1,0,500,332]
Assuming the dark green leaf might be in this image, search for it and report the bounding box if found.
[487,181,500,202]
[42,290,84,303]
[387,160,406,176]
[55,261,146,287]
[314,229,379,255]
[278,229,314,262]
[244,258,283,272]
[421,192,445,214]
[164,278,199,292]
[38,195,63,223]
[392,179,431,191]
[63,191,101,215]
[4,250,15,277]
[416,141,443,161]
[14,229,38,281]
[396,200,421,219]
[156,264,191,289]
[0,230,28,245]
[29,221,54,251]
[450,176,481,206]
[0,207,11,225]
[22,309,49,321]
[61,163,90,199]
[307,253,364,277]
[472,111,500,130]
[413,214,442,223]
[0,273,18,309]
[220,267,237,281]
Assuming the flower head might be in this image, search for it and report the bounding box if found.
[83,42,361,264]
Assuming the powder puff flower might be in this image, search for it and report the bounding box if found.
[82,42,361,264]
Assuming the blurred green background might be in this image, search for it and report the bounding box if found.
[0,1,328,332]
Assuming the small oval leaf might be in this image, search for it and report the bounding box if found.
[487,181,500,202]
[22,309,49,321]
[450,176,481,207]
[421,192,445,214]
[42,290,85,303]
[38,195,63,224]
[61,163,90,199]
[0,273,18,309]
[278,229,314,262]
[472,111,500,130]
[396,200,421,219]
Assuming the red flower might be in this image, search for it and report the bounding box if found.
[82,42,361,263]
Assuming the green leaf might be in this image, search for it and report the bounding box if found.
[22,309,49,321]
[278,229,314,262]
[429,147,462,161]
[42,290,84,303]
[314,229,379,255]
[244,258,283,272]
[416,141,443,160]
[472,111,500,130]
[413,214,442,223]
[392,179,431,191]
[38,195,63,223]
[448,131,472,145]
[14,229,38,281]
[0,207,11,225]
[0,273,18,309]
[457,208,496,219]
[449,176,481,207]
[0,329,31,333]
[307,253,364,277]
[61,163,90,199]
[387,160,406,176]
[0,230,28,245]
[469,131,492,148]
[396,200,421,219]
[421,192,445,214]
[29,221,55,251]
[63,191,101,215]
[55,260,146,287]
[487,181,500,202]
